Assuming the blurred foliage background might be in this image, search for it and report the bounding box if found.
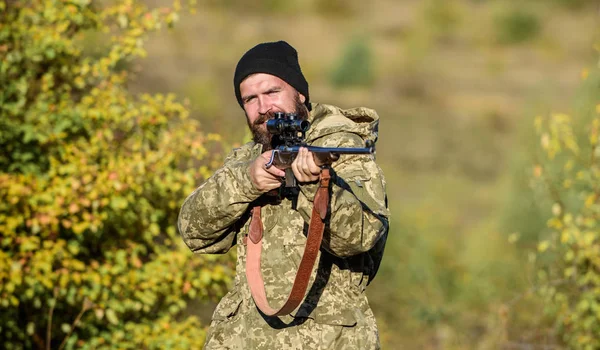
[2,0,600,348]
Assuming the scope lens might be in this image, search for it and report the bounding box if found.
[300,120,309,131]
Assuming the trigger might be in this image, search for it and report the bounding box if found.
[265,150,276,169]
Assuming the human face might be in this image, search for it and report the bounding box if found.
[240,73,307,149]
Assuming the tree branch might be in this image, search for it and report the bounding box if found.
[57,298,93,350]
[46,287,59,350]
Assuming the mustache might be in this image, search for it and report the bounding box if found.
[253,111,277,126]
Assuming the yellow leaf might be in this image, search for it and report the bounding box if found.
[552,203,562,216]
[61,323,71,333]
[564,213,573,224]
[565,250,574,262]
[582,232,595,247]
[69,203,79,214]
[564,160,574,171]
[74,76,85,88]
[106,309,119,325]
[541,133,550,149]
[538,241,550,252]
[94,308,104,320]
[565,266,575,277]
[72,222,88,234]
[585,194,597,208]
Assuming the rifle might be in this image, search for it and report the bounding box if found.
[264,112,375,189]
[247,111,377,316]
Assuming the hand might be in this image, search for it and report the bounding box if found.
[249,151,285,192]
[291,147,322,183]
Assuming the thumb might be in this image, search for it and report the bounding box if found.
[260,150,273,160]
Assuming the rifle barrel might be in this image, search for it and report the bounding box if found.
[280,145,374,154]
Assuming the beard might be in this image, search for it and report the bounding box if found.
[247,94,308,152]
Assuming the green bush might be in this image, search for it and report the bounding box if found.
[423,0,462,36]
[495,9,541,44]
[532,68,600,349]
[330,37,374,88]
[552,0,596,10]
[203,0,297,14]
[0,1,232,348]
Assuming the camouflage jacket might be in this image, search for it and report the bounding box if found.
[178,103,389,341]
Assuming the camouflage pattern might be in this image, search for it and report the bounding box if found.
[178,103,390,349]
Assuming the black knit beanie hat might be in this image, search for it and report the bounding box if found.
[234,40,311,111]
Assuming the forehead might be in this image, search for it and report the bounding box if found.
[240,73,291,92]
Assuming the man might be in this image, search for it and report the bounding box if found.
[178,40,389,349]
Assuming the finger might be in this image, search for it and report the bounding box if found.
[260,151,273,160]
[255,163,283,182]
[291,152,305,182]
[299,148,312,180]
[260,175,282,190]
[302,149,315,182]
[265,180,282,191]
[260,160,285,178]
[305,151,321,175]
[292,149,308,182]
[265,164,285,178]
[260,171,282,183]
[302,148,319,177]
[258,151,285,176]
[297,148,306,176]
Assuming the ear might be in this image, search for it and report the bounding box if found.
[299,94,306,104]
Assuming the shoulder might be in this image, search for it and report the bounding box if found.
[224,142,261,163]
[305,103,380,146]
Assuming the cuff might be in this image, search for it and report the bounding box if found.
[227,161,265,201]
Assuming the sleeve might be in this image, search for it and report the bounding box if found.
[177,145,264,254]
[296,132,390,258]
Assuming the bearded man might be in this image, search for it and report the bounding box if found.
[178,40,389,349]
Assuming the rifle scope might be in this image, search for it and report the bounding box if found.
[266,112,309,135]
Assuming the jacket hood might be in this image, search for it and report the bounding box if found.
[305,103,380,146]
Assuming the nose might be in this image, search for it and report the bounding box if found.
[257,96,271,115]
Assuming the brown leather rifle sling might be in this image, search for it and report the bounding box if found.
[245,168,331,316]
